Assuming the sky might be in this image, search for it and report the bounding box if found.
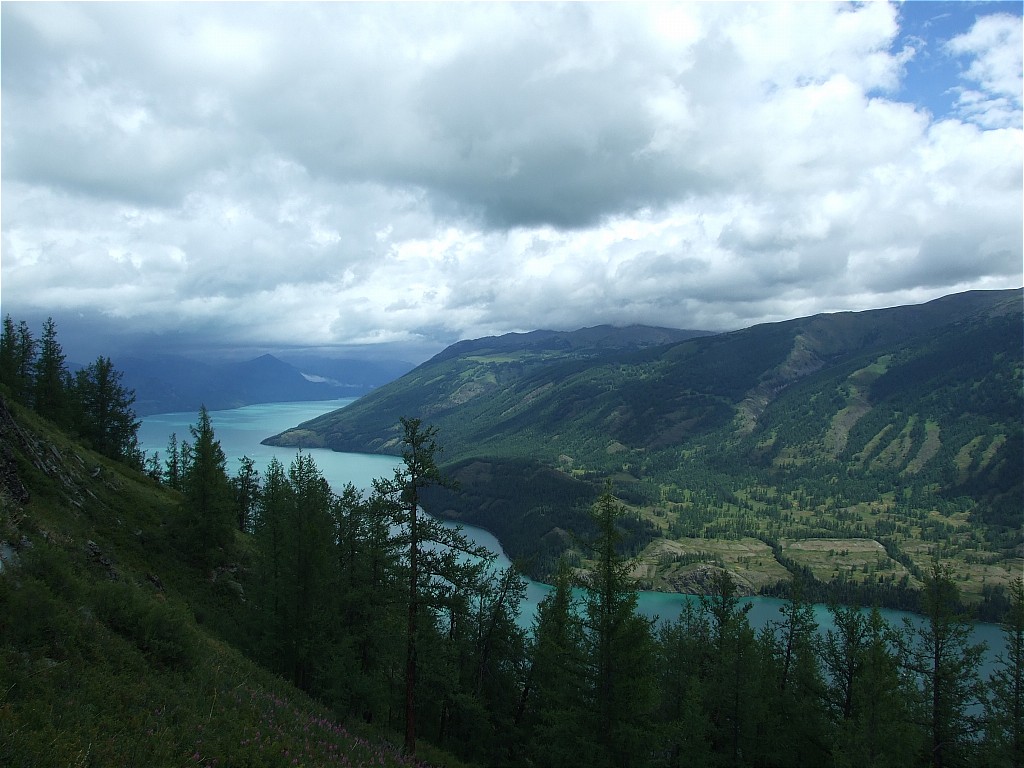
[2,1,1022,364]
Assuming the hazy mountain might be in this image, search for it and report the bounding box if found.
[118,353,414,416]
[264,289,1022,602]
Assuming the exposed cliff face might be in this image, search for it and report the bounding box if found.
[0,397,33,506]
[665,564,758,597]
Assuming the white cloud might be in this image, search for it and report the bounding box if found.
[1,2,1020,361]
[945,13,1023,128]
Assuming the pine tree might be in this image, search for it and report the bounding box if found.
[982,577,1024,768]
[230,455,259,533]
[654,601,714,767]
[164,433,183,490]
[582,488,657,768]
[252,457,290,656]
[906,561,987,768]
[32,316,70,424]
[331,479,405,724]
[823,604,921,768]
[760,580,829,765]
[284,452,338,693]
[699,569,765,766]
[0,315,36,403]
[178,406,235,566]
[390,417,492,757]
[519,562,592,768]
[72,356,141,464]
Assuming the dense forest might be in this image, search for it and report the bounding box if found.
[1,314,1022,767]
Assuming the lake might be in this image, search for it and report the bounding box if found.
[138,399,1009,661]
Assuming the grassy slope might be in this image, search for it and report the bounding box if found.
[0,398,462,768]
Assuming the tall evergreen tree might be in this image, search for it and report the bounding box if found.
[72,356,141,464]
[230,455,260,533]
[178,406,235,566]
[0,315,20,396]
[283,452,338,693]
[519,562,592,768]
[32,316,69,424]
[330,479,405,724]
[654,601,714,767]
[699,569,765,767]
[252,456,291,659]
[390,417,492,757]
[0,316,36,403]
[582,489,657,768]
[982,577,1024,768]
[906,561,987,768]
[823,604,921,768]
[164,433,183,490]
[760,581,829,765]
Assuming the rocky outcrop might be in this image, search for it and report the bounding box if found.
[666,564,756,597]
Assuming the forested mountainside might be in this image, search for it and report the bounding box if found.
[265,289,1023,607]
[0,397,437,767]
[3,394,1023,768]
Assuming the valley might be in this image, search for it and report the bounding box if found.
[265,289,1024,614]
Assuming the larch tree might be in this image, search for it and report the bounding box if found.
[0,315,36,403]
[582,488,657,768]
[982,576,1024,768]
[823,604,921,768]
[32,316,70,425]
[230,455,260,533]
[391,417,492,757]
[73,356,141,464]
[906,561,987,768]
[179,406,236,566]
[519,561,592,768]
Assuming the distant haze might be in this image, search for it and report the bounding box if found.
[2,2,1020,365]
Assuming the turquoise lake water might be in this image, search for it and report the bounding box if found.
[138,399,1009,662]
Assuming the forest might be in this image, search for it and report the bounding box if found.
[1,315,1022,767]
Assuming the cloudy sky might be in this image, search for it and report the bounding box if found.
[2,2,1021,363]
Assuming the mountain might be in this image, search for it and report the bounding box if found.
[117,352,414,416]
[264,289,1023,606]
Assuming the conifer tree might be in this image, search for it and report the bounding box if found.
[230,455,259,533]
[32,316,70,424]
[331,479,405,723]
[699,569,765,766]
[252,457,290,650]
[906,561,987,768]
[760,580,829,765]
[654,601,714,767]
[823,604,921,768]
[179,406,235,566]
[283,452,338,693]
[982,577,1024,768]
[0,316,36,403]
[72,356,140,464]
[164,433,182,490]
[582,488,657,768]
[390,417,492,757]
[519,562,591,767]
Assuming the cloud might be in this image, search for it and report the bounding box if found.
[945,12,1023,128]
[1,2,1020,363]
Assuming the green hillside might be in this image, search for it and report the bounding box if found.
[0,398,452,767]
[265,289,1023,608]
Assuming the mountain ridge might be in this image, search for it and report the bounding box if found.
[116,352,415,416]
[263,289,1022,601]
